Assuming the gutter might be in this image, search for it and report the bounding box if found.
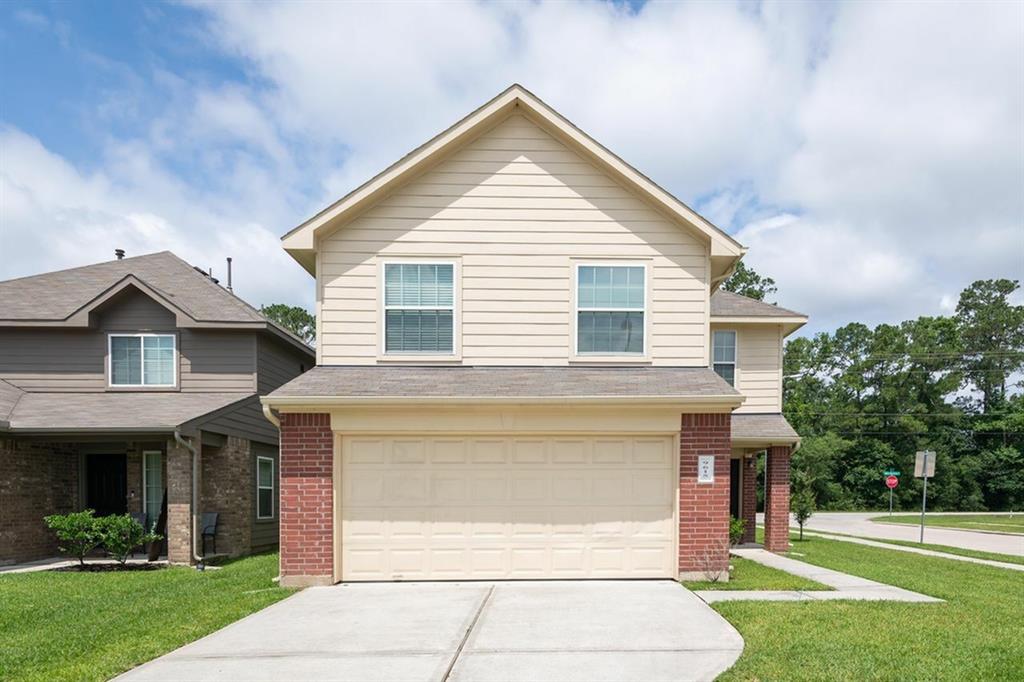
[261,394,745,409]
[173,429,204,568]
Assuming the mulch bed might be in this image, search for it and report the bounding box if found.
[53,563,166,573]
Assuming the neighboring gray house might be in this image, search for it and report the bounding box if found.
[0,251,314,565]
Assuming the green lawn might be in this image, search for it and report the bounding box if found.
[871,513,1024,535]
[683,556,830,592]
[714,534,1024,681]
[807,529,1024,566]
[0,553,294,682]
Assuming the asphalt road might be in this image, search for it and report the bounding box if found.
[777,512,1024,557]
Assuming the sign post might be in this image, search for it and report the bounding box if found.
[884,471,900,516]
[914,451,936,543]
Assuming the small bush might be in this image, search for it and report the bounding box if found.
[44,510,102,566]
[792,490,816,541]
[98,514,162,565]
[729,516,747,546]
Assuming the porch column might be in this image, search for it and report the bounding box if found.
[166,437,198,564]
[740,453,758,544]
[678,413,731,580]
[763,445,791,552]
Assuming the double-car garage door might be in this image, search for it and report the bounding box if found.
[339,434,676,581]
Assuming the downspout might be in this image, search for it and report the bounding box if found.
[173,429,204,568]
[261,403,281,429]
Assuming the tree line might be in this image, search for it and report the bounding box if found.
[727,265,1024,512]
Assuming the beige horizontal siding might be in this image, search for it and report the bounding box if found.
[319,113,709,366]
[712,323,783,414]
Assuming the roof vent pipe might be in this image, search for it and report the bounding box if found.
[115,249,125,260]
[226,257,233,292]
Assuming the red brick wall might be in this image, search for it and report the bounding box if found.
[764,445,792,552]
[678,413,731,577]
[0,441,79,564]
[279,413,334,586]
[741,454,757,544]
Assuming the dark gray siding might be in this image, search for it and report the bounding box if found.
[251,440,279,550]
[257,336,310,395]
[199,396,277,445]
[179,331,255,393]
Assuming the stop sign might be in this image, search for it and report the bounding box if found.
[885,475,899,489]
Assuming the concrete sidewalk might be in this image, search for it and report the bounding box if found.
[117,580,744,682]
[694,549,943,604]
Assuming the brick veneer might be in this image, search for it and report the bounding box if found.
[763,445,792,552]
[279,413,334,587]
[678,413,732,579]
[0,440,79,564]
[741,454,758,544]
[201,436,253,557]
[166,438,195,564]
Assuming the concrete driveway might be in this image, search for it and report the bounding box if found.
[782,512,1024,556]
[117,581,743,682]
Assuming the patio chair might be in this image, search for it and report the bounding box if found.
[201,512,219,556]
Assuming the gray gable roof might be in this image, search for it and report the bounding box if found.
[0,379,24,426]
[711,290,805,318]
[0,251,264,323]
[732,413,799,444]
[268,366,740,402]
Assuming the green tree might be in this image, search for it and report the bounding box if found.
[260,304,316,345]
[723,261,777,302]
[955,279,1024,413]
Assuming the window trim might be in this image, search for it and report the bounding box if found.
[141,450,163,531]
[107,333,178,388]
[571,261,650,360]
[256,456,275,521]
[378,258,461,360]
[712,329,738,387]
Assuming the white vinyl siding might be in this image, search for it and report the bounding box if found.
[712,323,784,413]
[257,456,275,520]
[318,113,708,366]
[109,334,176,387]
[142,451,163,530]
[712,330,736,386]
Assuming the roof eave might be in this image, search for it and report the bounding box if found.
[262,394,745,410]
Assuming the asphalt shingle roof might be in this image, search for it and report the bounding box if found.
[268,365,740,400]
[0,251,265,323]
[710,290,806,318]
[731,413,800,443]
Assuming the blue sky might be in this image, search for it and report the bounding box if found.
[1,0,1021,334]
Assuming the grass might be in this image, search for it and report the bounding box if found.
[805,529,1024,566]
[871,513,1023,535]
[683,555,830,591]
[0,552,294,682]
[714,534,1024,681]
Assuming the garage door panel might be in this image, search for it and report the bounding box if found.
[340,435,675,581]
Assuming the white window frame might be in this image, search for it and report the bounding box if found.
[142,450,163,530]
[378,258,461,360]
[571,261,650,360]
[712,329,738,386]
[107,333,178,388]
[256,456,275,520]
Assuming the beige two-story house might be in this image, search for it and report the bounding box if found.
[0,251,314,565]
[262,85,806,586]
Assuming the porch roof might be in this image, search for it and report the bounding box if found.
[731,413,800,447]
[0,391,252,435]
[264,365,743,407]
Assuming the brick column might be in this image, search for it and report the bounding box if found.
[764,445,792,552]
[279,413,334,587]
[126,449,143,515]
[166,437,198,565]
[741,454,758,544]
[678,413,732,580]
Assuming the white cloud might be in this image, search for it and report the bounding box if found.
[2,0,1021,334]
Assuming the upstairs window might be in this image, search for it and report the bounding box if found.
[712,330,737,386]
[109,334,176,387]
[384,263,455,353]
[576,265,645,354]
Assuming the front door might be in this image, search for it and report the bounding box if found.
[729,458,741,519]
[86,454,127,516]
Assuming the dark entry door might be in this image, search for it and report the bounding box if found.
[729,458,741,519]
[86,454,127,516]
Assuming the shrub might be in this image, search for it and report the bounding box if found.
[792,489,816,541]
[98,514,162,565]
[44,510,102,566]
[729,516,747,546]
